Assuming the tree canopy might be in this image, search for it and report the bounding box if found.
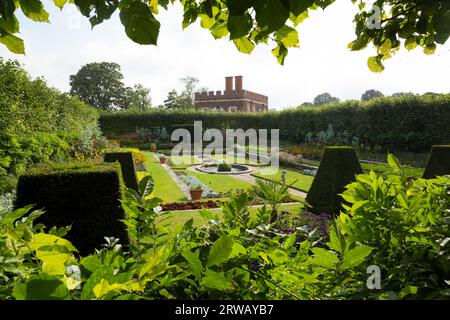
[361,89,384,101]
[314,93,340,106]
[163,76,199,109]
[70,62,151,111]
[0,1,449,71]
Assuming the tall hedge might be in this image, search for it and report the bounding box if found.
[0,58,103,193]
[104,152,139,191]
[99,94,450,152]
[306,147,363,215]
[423,145,450,179]
[15,162,129,256]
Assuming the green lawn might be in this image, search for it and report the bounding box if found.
[252,167,314,192]
[179,170,252,193]
[141,151,187,203]
[300,159,423,177]
[156,202,305,235]
[168,155,203,170]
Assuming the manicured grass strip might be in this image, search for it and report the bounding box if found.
[300,159,423,177]
[181,170,253,193]
[168,155,203,170]
[156,202,305,234]
[252,167,314,192]
[361,163,423,177]
[141,151,187,203]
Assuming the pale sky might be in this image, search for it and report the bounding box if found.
[1,1,449,110]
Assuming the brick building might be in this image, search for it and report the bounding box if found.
[194,76,269,113]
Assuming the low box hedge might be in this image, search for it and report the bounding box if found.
[15,162,129,256]
[104,152,139,191]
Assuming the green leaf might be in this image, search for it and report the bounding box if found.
[288,0,313,16]
[139,247,165,279]
[53,0,68,9]
[210,21,229,39]
[327,223,346,255]
[201,269,231,291]
[289,11,309,27]
[0,34,25,54]
[405,37,418,51]
[16,274,70,300]
[0,0,16,20]
[181,248,203,280]
[268,249,289,265]
[387,153,401,173]
[138,175,154,198]
[120,1,160,45]
[29,233,78,253]
[367,56,384,73]
[0,16,19,33]
[283,234,296,250]
[206,236,234,267]
[311,247,339,268]
[0,206,32,226]
[233,36,255,54]
[399,286,418,299]
[272,44,288,64]
[36,249,73,275]
[199,209,219,221]
[275,25,299,48]
[19,0,49,22]
[340,245,373,270]
[255,0,290,33]
[227,14,252,40]
[230,242,246,258]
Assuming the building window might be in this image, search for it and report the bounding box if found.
[229,106,237,112]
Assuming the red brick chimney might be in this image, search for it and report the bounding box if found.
[225,76,234,91]
[235,75,243,91]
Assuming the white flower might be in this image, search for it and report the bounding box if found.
[154,206,163,213]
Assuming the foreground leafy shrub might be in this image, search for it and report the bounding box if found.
[104,152,139,191]
[340,155,450,299]
[1,157,448,300]
[423,145,450,179]
[15,162,129,255]
[306,147,363,215]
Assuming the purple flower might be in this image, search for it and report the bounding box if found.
[281,210,290,215]
[282,228,294,234]
[319,225,329,236]
[319,212,332,220]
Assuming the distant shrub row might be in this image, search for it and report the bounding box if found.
[99,94,450,152]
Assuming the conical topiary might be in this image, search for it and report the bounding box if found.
[104,152,139,191]
[423,145,450,179]
[305,146,363,215]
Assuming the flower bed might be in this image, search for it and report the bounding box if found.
[161,200,221,211]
